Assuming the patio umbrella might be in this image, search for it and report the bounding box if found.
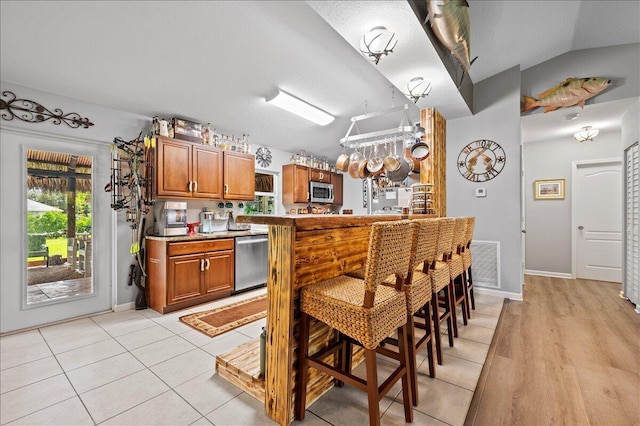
[27,199,62,212]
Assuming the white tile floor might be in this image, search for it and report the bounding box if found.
[0,288,504,425]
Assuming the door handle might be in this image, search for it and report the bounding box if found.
[521,230,526,233]
[205,259,210,270]
[193,181,197,192]
[188,181,193,192]
[200,259,204,271]
[225,184,229,194]
[578,226,584,230]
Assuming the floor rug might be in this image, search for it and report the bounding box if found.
[179,294,267,338]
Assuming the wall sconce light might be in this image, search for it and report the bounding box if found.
[405,77,432,103]
[265,89,334,126]
[573,125,599,142]
[359,26,397,65]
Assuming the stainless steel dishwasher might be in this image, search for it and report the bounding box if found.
[234,234,268,293]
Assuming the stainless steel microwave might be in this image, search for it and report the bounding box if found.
[309,181,334,203]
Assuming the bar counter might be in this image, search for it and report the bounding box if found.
[218,214,434,425]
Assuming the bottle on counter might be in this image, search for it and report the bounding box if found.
[158,118,169,137]
[152,116,159,136]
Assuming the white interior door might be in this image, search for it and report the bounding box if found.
[573,160,623,282]
[1,129,113,333]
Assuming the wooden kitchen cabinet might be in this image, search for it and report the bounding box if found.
[309,168,331,183]
[282,164,310,204]
[147,238,234,313]
[155,136,255,200]
[156,136,223,199]
[223,151,255,200]
[331,172,343,205]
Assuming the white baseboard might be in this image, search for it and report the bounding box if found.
[474,287,523,301]
[524,269,573,279]
[113,302,135,312]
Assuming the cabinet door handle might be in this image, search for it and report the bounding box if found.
[188,181,192,192]
[205,259,210,270]
[193,181,198,192]
[224,184,229,194]
[200,259,204,271]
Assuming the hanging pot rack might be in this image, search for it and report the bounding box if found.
[339,104,425,149]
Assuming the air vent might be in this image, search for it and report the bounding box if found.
[470,240,500,288]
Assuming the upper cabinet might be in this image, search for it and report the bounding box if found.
[331,172,343,206]
[155,136,254,200]
[223,151,255,201]
[282,164,344,205]
[282,164,310,204]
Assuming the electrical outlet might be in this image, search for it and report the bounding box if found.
[476,188,487,197]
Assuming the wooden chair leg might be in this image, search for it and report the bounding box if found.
[364,348,381,426]
[397,324,414,423]
[431,295,443,365]
[448,281,459,339]
[468,267,475,310]
[294,312,310,420]
[406,315,418,406]
[423,303,435,378]
[463,270,471,319]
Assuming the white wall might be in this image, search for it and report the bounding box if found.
[520,43,639,277]
[447,66,523,299]
[523,131,622,275]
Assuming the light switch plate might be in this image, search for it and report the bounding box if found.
[476,188,487,197]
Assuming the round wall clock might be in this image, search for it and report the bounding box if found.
[457,139,506,182]
[255,146,272,167]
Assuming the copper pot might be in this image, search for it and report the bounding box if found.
[348,161,361,179]
[336,151,350,172]
[358,158,372,178]
[409,141,430,161]
[383,142,402,172]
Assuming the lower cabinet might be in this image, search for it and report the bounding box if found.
[147,238,234,314]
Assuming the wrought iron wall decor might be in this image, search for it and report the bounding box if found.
[0,90,94,128]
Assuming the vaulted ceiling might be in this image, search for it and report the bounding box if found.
[1,1,638,160]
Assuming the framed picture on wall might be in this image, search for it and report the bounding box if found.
[534,179,565,200]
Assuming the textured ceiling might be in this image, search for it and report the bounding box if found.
[1,1,638,160]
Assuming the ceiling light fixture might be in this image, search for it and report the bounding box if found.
[405,77,432,103]
[265,89,334,126]
[359,26,397,65]
[573,126,599,142]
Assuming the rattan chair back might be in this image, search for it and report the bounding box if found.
[434,218,455,262]
[363,220,415,295]
[412,218,440,272]
[451,217,467,256]
[463,216,475,249]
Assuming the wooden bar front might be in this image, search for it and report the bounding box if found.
[233,214,434,425]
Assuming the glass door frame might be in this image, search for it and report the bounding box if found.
[0,128,113,333]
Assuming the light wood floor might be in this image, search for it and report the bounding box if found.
[465,275,640,426]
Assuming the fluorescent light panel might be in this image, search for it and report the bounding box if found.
[266,89,334,126]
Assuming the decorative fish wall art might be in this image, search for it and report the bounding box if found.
[521,77,611,113]
[426,0,477,87]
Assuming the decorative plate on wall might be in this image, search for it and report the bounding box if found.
[457,139,506,182]
[255,146,272,167]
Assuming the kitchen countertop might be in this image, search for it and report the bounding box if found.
[235,213,436,231]
[145,229,267,242]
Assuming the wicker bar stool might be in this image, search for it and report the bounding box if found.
[448,217,469,326]
[376,218,439,406]
[461,216,476,319]
[430,217,456,365]
[295,220,416,426]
